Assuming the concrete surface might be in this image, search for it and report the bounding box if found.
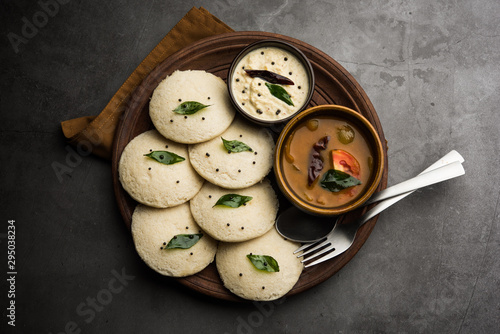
[1,0,499,333]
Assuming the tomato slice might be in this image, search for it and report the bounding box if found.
[331,149,360,177]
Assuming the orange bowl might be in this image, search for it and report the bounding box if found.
[274,105,385,216]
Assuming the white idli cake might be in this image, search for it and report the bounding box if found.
[216,228,303,301]
[131,203,217,277]
[149,70,236,144]
[189,179,278,242]
[119,130,204,208]
[188,117,275,189]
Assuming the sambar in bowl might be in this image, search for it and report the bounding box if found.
[274,105,385,216]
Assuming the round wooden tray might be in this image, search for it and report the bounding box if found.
[111,31,388,302]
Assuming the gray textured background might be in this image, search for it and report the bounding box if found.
[1,0,499,333]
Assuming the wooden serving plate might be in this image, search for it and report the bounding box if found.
[111,31,388,302]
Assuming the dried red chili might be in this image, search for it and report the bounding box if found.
[307,136,330,186]
[244,70,294,85]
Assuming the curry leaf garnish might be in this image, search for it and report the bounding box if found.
[320,169,362,192]
[265,83,294,106]
[221,137,253,153]
[144,151,185,165]
[213,194,253,208]
[163,234,203,249]
[172,101,211,115]
[247,254,280,272]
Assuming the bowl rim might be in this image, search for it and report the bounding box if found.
[227,39,315,127]
[274,104,385,216]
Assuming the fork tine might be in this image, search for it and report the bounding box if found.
[296,239,331,258]
[304,248,347,268]
[300,243,336,263]
[293,237,327,254]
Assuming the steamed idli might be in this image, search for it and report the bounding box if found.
[216,228,303,301]
[149,70,236,144]
[189,179,278,242]
[118,130,204,208]
[188,117,274,189]
[131,203,217,277]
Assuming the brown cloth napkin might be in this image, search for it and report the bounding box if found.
[60,7,233,160]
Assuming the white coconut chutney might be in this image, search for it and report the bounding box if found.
[231,46,310,121]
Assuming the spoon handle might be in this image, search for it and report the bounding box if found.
[364,150,465,207]
[417,150,465,174]
[365,155,464,206]
[358,151,465,226]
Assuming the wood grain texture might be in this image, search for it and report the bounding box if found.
[111,31,388,302]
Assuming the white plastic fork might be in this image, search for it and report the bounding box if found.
[295,150,465,268]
